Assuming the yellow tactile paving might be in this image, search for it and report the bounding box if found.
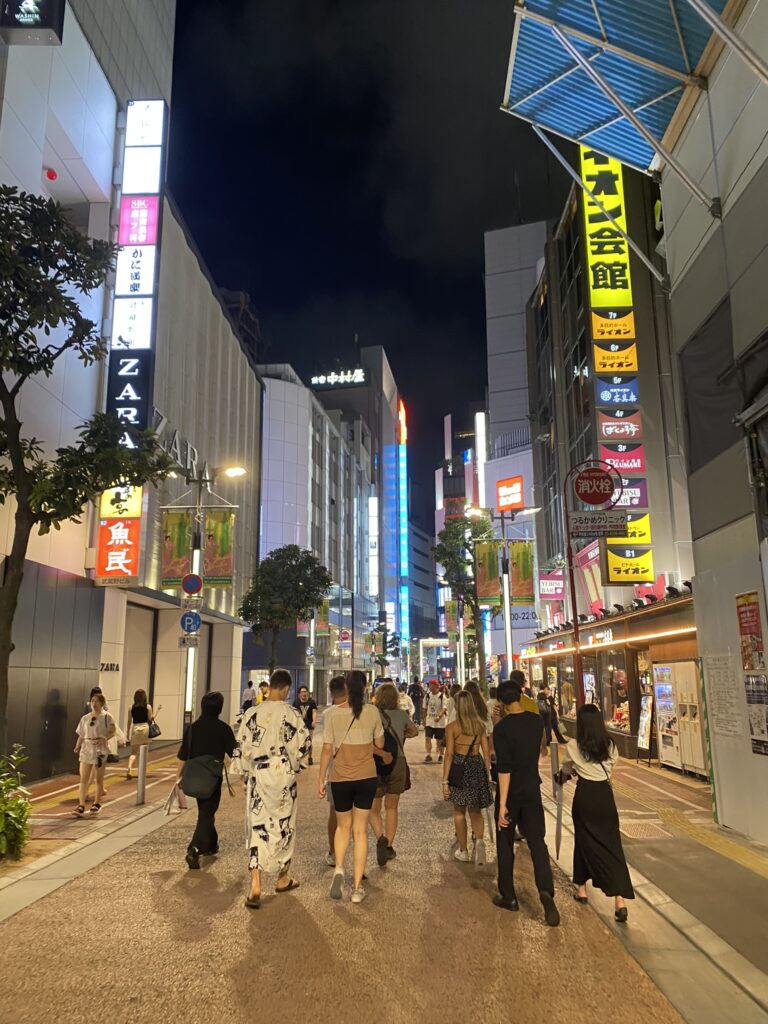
[30,755,178,813]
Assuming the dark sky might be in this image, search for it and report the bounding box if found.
[168,1,569,492]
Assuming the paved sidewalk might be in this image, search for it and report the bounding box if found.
[2,738,688,1024]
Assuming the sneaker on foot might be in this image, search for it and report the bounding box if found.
[540,891,560,927]
[424,755,433,763]
[438,754,444,763]
[475,838,486,866]
[185,848,201,870]
[454,848,471,863]
[386,846,396,860]
[324,852,336,867]
[330,871,344,900]
[350,887,366,904]
[376,835,390,867]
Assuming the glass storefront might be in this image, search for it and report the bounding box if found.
[599,648,630,734]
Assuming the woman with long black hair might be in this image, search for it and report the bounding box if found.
[560,703,634,922]
[318,670,389,904]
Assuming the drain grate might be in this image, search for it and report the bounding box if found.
[620,821,672,840]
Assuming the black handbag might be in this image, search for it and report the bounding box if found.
[374,710,399,777]
[180,723,227,799]
[447,734,478,788]
[149,718,161,739]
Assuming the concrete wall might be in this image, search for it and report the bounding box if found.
[260,376,312,557]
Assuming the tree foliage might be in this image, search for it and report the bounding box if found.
[239,545,332,670]
[0,187,172,753]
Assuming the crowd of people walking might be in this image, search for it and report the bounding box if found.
[174,667,634,926]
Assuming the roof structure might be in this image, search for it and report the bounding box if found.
[502,0,729,174]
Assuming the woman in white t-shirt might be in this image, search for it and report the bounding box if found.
[73,693,115,816]
[318,671,389,905]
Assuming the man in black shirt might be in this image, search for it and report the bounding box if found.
[177,691,236,870]
[492,677,560,927]
[293,686,318,764]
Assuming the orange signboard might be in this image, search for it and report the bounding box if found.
[497,475,524,512]
[95,517,142,585]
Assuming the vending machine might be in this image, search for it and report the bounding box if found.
[653,665,681,769]
[653,661,708,776]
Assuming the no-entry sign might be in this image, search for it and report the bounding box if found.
[573,467,614,506]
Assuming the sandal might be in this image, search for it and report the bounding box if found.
[74,805,85,817]
[275,879,300,893]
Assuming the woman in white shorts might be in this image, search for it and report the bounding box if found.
[74,692,115,816]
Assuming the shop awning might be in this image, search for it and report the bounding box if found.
[503,0,729,174]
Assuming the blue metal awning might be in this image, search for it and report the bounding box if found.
[503,0,729,174]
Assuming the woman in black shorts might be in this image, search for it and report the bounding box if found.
[318,670,389,905]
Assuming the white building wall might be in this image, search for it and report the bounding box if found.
[260,377,312,558]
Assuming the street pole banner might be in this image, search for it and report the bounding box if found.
[445,599,458,638]
[161,511,193,587]
[202,508,236,586]
[475,541,502,604]
[315,599,330,637]
[508,540,535,605]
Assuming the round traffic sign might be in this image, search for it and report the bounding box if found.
[340,629,350,642]
[181,572,203,595]
[180,610,202,634]
[573,467,614,506]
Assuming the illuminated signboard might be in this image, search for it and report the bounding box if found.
[398,399,410,643]
[118,195,160,246]
[114,245,157,297]
[597,409,643,441]
[0,0,64,44]
[310,368,365,387]
[497,475,524,513]
[608,512,652,546]
[539,570,565,601]
[99,485,143,520]
[599,443,647,474]
[605,546,655,584]
[596,376,639,406]
[593,341,638,374]
[579,148,635,341]
[611,477,649,509]
[95,518,142,585]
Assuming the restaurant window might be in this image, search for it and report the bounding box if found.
[557,655,577,720]
[599,649,629,733]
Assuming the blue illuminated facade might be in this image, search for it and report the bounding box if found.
[398,401,410,649]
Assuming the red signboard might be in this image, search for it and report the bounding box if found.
[95,518,142,584]
[573,467,614,506]
[599,443,646,474]
[497,475,524,512]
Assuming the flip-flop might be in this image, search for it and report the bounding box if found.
[275,879,300,893]
[244,895,261,909]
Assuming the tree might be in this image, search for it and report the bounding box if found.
[239,544,332,671]
[0,188,172,752]
[433,515,495,684]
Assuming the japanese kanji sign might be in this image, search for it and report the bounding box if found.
[605,546,655,584]
[596,376,640,406]
[118,195,160,246]
[568,509,628,538]
[573,467,615,506]
[580,147,635,341]
[95,517,142,585]
[597,409,643,442]
[608,512,652,546]
[593,341,638,374]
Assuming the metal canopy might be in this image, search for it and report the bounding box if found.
[503,0,729,174]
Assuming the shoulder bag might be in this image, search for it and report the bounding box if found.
[374,710,399,778]
[149,715,161,739]
[446,733,478,788]
[180,723,232,800]
[388,712,412,791]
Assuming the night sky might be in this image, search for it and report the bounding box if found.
[168,2,570,493]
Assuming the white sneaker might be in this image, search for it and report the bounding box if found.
[454,848,471,862]
[324,852,335,867]
[350,887,366,904]
[475,839,486,867]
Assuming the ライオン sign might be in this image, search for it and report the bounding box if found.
[580,148,635,342]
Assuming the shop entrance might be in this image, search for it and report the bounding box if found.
[123,604,155,710]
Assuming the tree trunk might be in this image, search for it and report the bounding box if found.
[269,628,279,673]
[0,504,35,755]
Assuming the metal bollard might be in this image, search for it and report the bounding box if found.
[550,739,560,797]
[136,744,148,805]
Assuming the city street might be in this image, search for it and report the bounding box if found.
[3,734,768,1024]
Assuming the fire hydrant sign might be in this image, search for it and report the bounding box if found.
[568,509,628,538]
[573,467,615,506]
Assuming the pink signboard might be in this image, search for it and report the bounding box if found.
[612,477,649,509]
[538,570,565,602]
[118,195,160,246]
[574,540,603,615]
[600,443,647,474]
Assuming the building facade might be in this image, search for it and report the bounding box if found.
[0,1,262,778]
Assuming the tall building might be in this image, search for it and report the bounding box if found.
[0,2,262,777]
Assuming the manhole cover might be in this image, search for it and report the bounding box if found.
[620,821,672,840]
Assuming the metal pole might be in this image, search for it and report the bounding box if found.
[550,739,560,798]
[457,598,466,687]
[136,743,148,805]
[683,0,768,89]
[500,512,514,676]
[308,610,316,696]
[563,468,585,705]
[531,124,668,288]
[551,25,721,216]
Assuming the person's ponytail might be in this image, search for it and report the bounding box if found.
[346,671,367,719]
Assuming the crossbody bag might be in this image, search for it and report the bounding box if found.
[180,722,233,800]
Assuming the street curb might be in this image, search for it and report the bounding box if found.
[541,790,768,1017]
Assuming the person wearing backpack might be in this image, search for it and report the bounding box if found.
[371,682,418,865]
[176,691,236,870]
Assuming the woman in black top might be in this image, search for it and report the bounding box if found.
[126,689,161,780]
[177,691,236,870]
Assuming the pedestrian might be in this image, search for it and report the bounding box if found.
[537,684,554,744]
[445,682,461,724]
[241,680,257,712]
[493,677,560,927]
[408,676,423,725]
[324,674,348,866]
[73,692,115,816]
[177,691,236,870]
[397,683,416,718]
[423,679,447,763]
[318,669,390,904]
[547,686,568,744]
[257,680,269,704]
[293,685,318,764]
[559,703,634,922]
[125,689,160,780]
[443,691,493,867]
[230,669,312,909]
[371,681,418,864]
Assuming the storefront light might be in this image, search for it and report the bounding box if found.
[519,625,696,661]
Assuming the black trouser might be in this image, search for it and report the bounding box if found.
[495,792,554,899]
[190,780,222,854]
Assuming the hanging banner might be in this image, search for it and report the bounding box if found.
[296,620,309,638]
[161,511,193,587]
[598,409,643,442]
[593,341,638,374]
[315,599,330,637]
[579,147,635,341]
[605,546,655,584]
[202,509,235,586]
[599,443,647,474]
[609,512,652,546]
[475,542,501,604]
[508,540,535,606]
[445,599,458,637]
[736,591,766,671]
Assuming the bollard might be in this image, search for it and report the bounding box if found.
[550,739,559,797]
[136,744,148,805]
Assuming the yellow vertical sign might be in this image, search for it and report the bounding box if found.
[580,147,635,342]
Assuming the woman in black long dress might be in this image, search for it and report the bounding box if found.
[561,703,634,922]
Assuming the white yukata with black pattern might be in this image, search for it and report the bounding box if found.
[230,700,311,874]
